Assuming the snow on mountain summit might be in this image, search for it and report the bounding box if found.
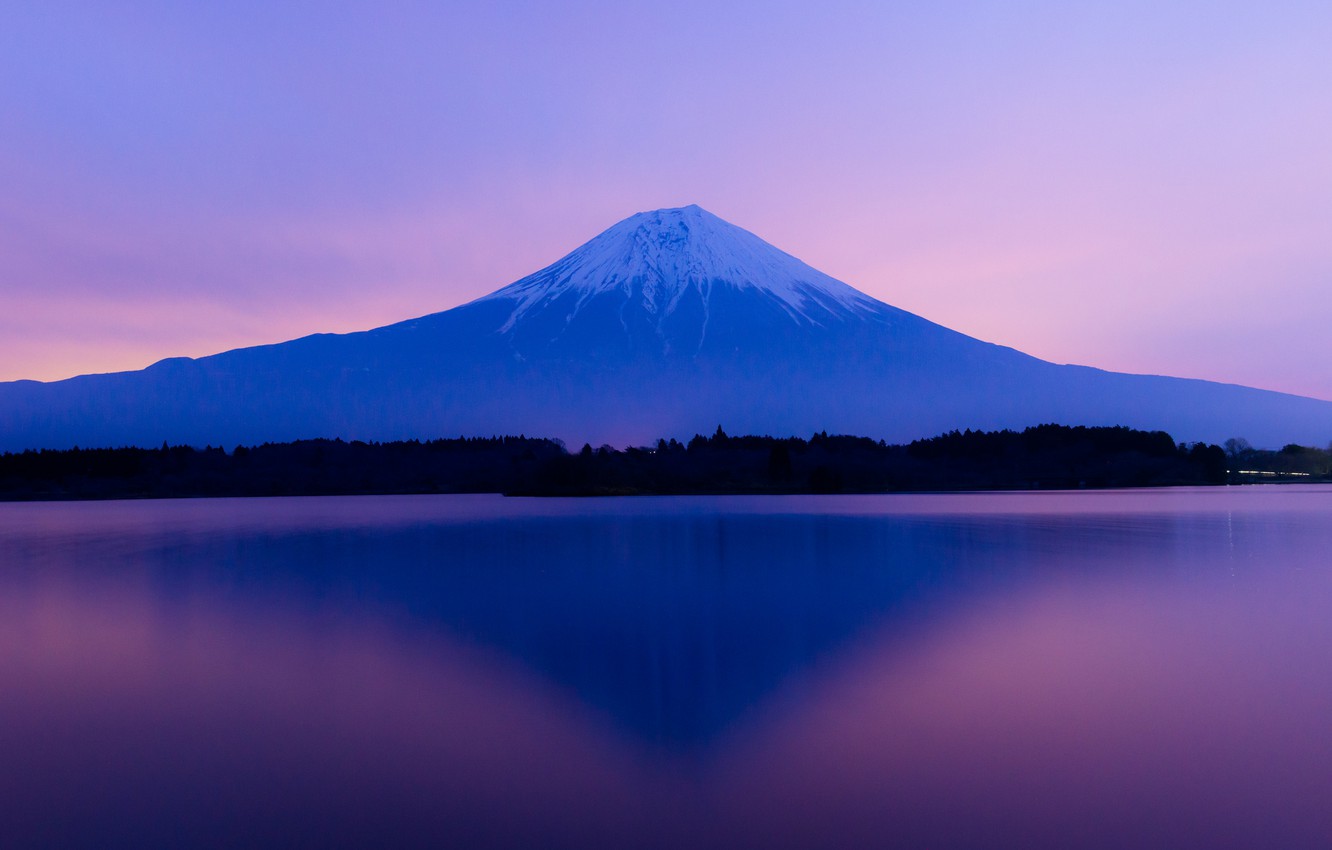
[478,205,884,333]
[5,202,1332,452]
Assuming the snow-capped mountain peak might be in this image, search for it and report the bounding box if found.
[6,203,1332,454]
[477,205,884,333]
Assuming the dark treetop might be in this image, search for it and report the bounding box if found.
[0,424,1295,502]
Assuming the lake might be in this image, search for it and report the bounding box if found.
[2,487,1330,848]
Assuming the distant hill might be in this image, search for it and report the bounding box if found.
[3,205,1331,450]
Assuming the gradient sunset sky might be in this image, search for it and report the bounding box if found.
[4,2,1330,399]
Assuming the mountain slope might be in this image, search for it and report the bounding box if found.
[2,205,1331,451]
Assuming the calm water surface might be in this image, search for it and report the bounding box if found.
[2,487,1331,848]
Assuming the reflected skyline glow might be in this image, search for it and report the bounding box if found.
[2,489,1331,847]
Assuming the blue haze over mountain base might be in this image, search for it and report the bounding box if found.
[2,206,1329,450]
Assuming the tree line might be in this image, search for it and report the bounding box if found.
[0,424,1290,501]
[1223,437,1332,481]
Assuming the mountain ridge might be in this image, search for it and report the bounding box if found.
[2,205,1331,451]
[476,205,884,333]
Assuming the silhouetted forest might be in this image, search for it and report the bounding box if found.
[1223,437,1332,482]
[0,436,565,501]
[526,425,1230,495]
[0,423,1295,501]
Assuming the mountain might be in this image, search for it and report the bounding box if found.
[3,204,1331,451]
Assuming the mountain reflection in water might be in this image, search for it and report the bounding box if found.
[1,489,1330,848]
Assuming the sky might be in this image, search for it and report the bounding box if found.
[3,1,1331,400]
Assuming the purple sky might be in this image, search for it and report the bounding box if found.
[4,1,1331,399]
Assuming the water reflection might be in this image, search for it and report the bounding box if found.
[1,488,1330,847]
